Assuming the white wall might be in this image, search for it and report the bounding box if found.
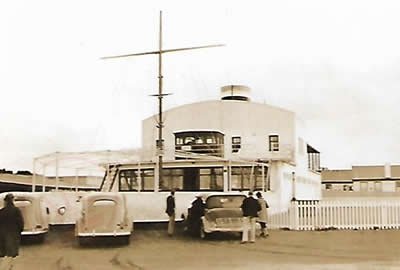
[142,100,296,162]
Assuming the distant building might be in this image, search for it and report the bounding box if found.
[322,163,400,193]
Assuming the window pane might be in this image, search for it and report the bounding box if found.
[142,170,154,191]
[269,135,279,151]
[200,175,211,190]
[232,136,241,144]
[119,170,139,191]
[159,168,183,191]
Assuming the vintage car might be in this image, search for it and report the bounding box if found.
[75,192,132,245]
[196,193,246,239]
[0,192,50,242]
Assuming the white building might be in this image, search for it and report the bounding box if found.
[29,85,322,223]
[100,85,321,220]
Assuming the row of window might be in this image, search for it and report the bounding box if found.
[325,181,400,192]
[231,135,279,153]
[119,166,268,192]
[175,134,280,153]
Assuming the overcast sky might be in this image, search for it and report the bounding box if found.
[2,0,400,171]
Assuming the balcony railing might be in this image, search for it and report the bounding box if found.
[175,143,224,158]
[231,143,294,162]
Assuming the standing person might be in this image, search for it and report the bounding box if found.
[188,194,206,237]
[240,191,261,244]
[165,190,175,236]
[256,191,269,237]
[0,193,24,270]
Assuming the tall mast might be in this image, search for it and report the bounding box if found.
[157,11,163,189]
[102,11,224,188]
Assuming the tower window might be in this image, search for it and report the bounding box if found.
[269,135,279,152]
[232,136,241,153]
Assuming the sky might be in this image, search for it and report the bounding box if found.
[1,0,400,172]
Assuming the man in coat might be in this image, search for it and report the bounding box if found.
[240,191,261,243]
[0,193,24,269]
[187,194,206,237]
[165,190,175,236]
[256,191,269,237]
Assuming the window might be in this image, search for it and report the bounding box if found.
[158,167,224,191]
[232,136,241,153]
[374,181,382,192]
[184,137,195,144]
[231,166,266,191]
[195,137,204,144]
[159,169,184,191]
[360,181,368,192]
[119,169,154,192]
[119,170,139,191]
[176,138,184,145]
[206,137,216,144]
[174,131,224,158]
[269,135,279,152]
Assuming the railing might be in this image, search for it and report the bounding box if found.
[269,199,400,230]
[232,143,294,162]
[175,143,224,158]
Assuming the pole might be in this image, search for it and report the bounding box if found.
[157,10,163,190]
[291,171,296,201]
[101,11,224,191]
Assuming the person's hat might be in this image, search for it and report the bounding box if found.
[195,193,205,198]
[248,191,253,196]
[4,193,14,202]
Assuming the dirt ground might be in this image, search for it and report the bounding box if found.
[6,224,400,270]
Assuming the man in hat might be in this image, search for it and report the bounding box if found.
[0,193,24,269]
[187,194,206,237]
[240,191,261,243]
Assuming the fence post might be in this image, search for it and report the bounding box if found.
[290,200,299,230]
[381,200,387,229]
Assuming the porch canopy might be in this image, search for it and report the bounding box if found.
[32,149,144,192]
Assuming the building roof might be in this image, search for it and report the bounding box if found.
[352,165,385,179]
[321,170,353,183]
[391,165,400,178]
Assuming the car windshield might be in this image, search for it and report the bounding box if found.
[206,195,245,209]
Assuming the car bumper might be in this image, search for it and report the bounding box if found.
[77,231,131,237]
[204,227,244,233]
[21,230,48,236]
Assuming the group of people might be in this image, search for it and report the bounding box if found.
[165,190,269,243]
[240,191,269,244]
[0,193,25,270]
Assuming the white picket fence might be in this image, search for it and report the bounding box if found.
[269,199,400,230]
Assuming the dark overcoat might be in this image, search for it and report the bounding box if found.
[240,196,261,217]
[165,195,175,217]
[187,198,206,236]
[0,204,24,257]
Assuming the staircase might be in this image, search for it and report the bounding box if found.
[99,165,119,192]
